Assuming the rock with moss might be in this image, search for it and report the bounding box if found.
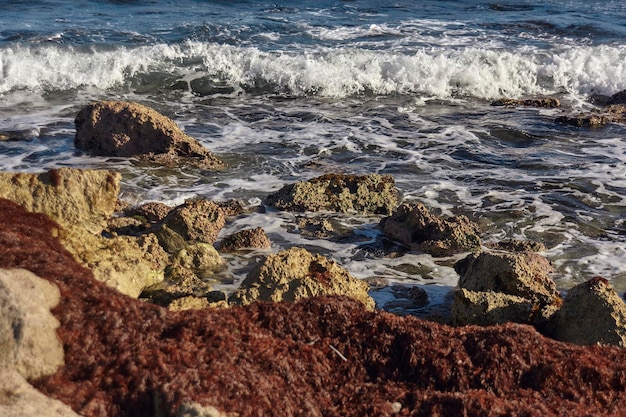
[380,203,481,257]
[545,277,626,346]
[229,247,375,310]
[266,174,398,215]
[218,227,271,252]
[75,101,225,169]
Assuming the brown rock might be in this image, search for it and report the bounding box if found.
[491,97,561,108]
[74,101,225,169]
[486,238,546,252]
[3,198,626,417]
[126,201,173,223]
[229,247,375,310]
[218,227,271,252]
[546,276,626,346]
[380,203,481,256]
[266,173,398,215]
[450,288,534,326]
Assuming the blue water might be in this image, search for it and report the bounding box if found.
[1,0,626,305]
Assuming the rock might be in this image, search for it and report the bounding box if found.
[546,277,626,346]
[217,227,271,252]
[452,251,561,326]
[606,90,626,105]
[155,199,226,253]
[229,247,375,310]
[175,402,232,417]
[0,168,120,233]
[0,369,81,417]
[555,104,626,128]
[296,216,337,239]
[491,97,561,108]
[0,268,63,380]
[126,201,173,223]
[266,173,398,215]
[486,238,546,252]
[74,101,225,169]
[380,203,481,256]
[4,198,626,417]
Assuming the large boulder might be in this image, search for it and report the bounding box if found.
[451,251,561,326]
[546,277,626,346]
[266,173,398,215]
[380,203,481,256]
[75,101,225,169]
[0,168,119,233]
[229,247,375,310]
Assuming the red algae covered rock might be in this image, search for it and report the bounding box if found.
[2,198,626,417]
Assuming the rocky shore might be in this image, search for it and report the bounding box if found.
[2,100,626,416]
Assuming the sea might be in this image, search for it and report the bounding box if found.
[1,0,626,311]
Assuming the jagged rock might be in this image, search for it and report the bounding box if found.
[555,104,626,128]
[0,369,81,417]
[217,227,271,252]
[0,268,63,380]
[491,97,561,108]
[0,168,120,233]
[75,101,225,169]
[266,173,398,215]
[168,294,229,312]
[452,251,561,326]
[546,277,626,346]
[127,201,173,223]
[486,238,546,252]
[155,199,226,253]
[4,198,626,417]
[229,247,375,310]
[380,203,481,256]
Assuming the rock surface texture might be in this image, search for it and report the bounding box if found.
[380,202,481,256]
[75,101,225,169]
[2,198,626,417]
[266,173,398,214]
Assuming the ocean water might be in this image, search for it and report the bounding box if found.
[1,0,626,308]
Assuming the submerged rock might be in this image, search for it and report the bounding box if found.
[3,198,626,417]
[380,202,481,256]
[546,277,626,346]
[229,247,375,310]
[266,173,398,215]
[75,101,225,169]
[491,97,561,108]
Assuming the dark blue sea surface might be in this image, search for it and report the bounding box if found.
[1,0,626,301]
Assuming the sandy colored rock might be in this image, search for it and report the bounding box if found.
[175,402,233,417]
[0,268,63,380]
[266,173,398,215]
[217,227,271,252]
[546,277,626,346]
[450,288,535,326]
[229,247,375,310]
[0,168,119,233]
[155,199,226,253]
[75,101,225,169]
[0,369,80,417]
[380,202,481,256]
[127,201,173,223]
[491,97,560,107]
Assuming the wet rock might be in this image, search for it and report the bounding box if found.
[0,268,64,380]
[491,97,561,108]
[229,247,375,310]
[486,238,546,252]
[606,90,626,105]
[155,199,226,253]
[217,227,271,252]
[555,103,626,128]
[546,277,626,346]
[4,198,626,417]
[380,203,481,257]
[74,101,225,169]
[126,201,173,223]
[451,251,561,326]
[215,199,246,218]
[0,167,120,233]
[266,173,398,215]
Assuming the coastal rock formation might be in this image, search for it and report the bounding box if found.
[217,227,271,252]
[451,251,561,326]
[380,202,481,256]
[491,97,561,107]
[486,238,546,252]
[74,101,225,169]
[556,90,626,127]
[2,198,626,417]
[546,276,626,346]
[266,173,398,215]
[229,247,375,310]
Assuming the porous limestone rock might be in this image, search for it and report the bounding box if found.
[380,202,481,256]
[266,173,398,215]
[155,199,226,253]
[0,268,63,380]
[556,104,626,128]
[491,97,561,107]
[217,227,271,252]
[487,238,546,253]
[75,101,225,169]
[0,167,119,233]
[229,247,375,310]
[450,288,534,326]
[546,277,626,346]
